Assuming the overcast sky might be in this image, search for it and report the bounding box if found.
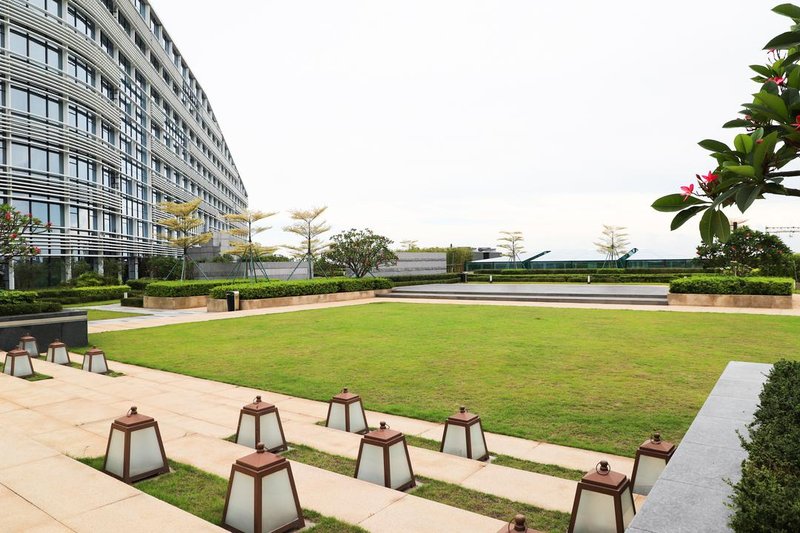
[153,0,800,257]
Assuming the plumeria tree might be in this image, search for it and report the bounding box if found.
[224,209,278,281]
[157,197,211,281]
[0,204,52,288]
[653,3,800,243]
[283,206,330,279]
[497,231,525,267]
[323,228,398,278]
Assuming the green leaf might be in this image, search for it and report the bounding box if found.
[724,165,756,178]
[764,31,800,50]
[753,92,789,120]
[699,208,715,244]
[735,185,762,213]
[713,210,731,242]
[773,3,800,21]
[711,187,739,209]
[733,134,754,154]
[652,194,706,212]
[752,131,779,176]
[670,206,707,231]
[723,119,753,128]
[698,139,731,153]
[750,64,773,77]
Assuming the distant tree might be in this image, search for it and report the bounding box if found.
[157,197,211,281]
[594,225,630,262]
[0,204,52,288]
[224,209,278,281]
[324,228,398,278]
[417,246,473,273]
[400,240,419,252]
[497,231,525,267]
[283,206,331,278]
[696,226,793,276]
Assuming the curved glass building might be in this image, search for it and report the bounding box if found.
[1,0,248,285]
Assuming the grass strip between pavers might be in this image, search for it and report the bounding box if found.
[77,457,366,532]
[282,442,571,533]
[0,362,52,381]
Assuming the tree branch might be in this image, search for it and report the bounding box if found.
[765,170,800,178]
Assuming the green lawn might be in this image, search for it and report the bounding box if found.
[87,302,800,456]
[64,300,122,308]
[86,309,147,321]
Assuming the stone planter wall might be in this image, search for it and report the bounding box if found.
[208,289,391,312]
[668,293,795,309]
[143,295,209,310]
[0,310,88,351]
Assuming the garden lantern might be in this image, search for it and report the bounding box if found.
[325,387,368,434]
[235,396,288,452]
[103,406,169,483]
[82,346,108,374]
[630,432,676,496]
[568,460,635,533]
[45,339,70,365]
[440,406,489,461]
[19,333,39,358]
[498,514,543,533]
[3,347,34,378]
[222,443,304,533]
[354,421,415,491]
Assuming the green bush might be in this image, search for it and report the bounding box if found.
[209,278,391,300]
[669,276,795,296]
[0,301,63,316]
[145,280,248,298]
[730,360,800,531]
[120,297,144,307]
[0,290,39,304]
[75,272,105,287]
[126,278,156,291]
[36,285,131,304]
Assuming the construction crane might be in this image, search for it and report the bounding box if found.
[766,226,800,236]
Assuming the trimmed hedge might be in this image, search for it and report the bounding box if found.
[730,360,800,531]
[669,276,795,296]
[145,280,248,298]
[126,278,156,291]
[209,278,391,300]
[0,290,39,304]
[36,285,131,304]
[0,301,62,316]
[120,297,144,307]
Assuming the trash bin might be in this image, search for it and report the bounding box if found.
[226,290,240,312]
[460,272,469,283]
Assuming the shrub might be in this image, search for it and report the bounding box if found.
[75,272,105,287]
[0,290,39,304]
[145,279,248,298]
[208,278,391,300]
[669,276,795,296]
[730,360,800,531]
[36,285,131,304]
[0,301,62,316]
[120,297,144,307]
[126,278,156,291]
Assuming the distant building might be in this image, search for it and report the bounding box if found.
[471,247,502,261]
[466,249,697,271]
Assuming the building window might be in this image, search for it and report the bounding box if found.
[100,33,114,55]
[9,86,61,121]
[68,154,97,182]
[66,6,95,39]
[27,0,61,17]
[11,142,62,175]
[67,55,95,86]
[9,28,61,69]
[67,104,96,135]
[12,196,63,226]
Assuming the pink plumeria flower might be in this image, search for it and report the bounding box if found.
[702,171,719,183]
[792,115,800,130]
[768,76,785,85]
[680,183,695,200]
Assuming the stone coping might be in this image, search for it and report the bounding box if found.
[628,361,771,533]
[668,293,795,309]
[207,289,391,312]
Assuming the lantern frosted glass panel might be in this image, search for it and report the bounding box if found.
[388,442,413,490]
[347,401,367,433]
[632,455,665,495]
[442,425,467,456]
[21,336,39,357]
[3,349,33,377]
[260,412,284,451]
[572,491,617,533]
[469,423,487,460]
[237,414,257,448]
[130,426,168,479]
[327,403,346,431]
[46,341,70,364]
[620,487,635,527]
[225,471,255,533]
[262,469,301,532]
[83,352,108,373]
[104,428,125,478]
[356,443,385,486]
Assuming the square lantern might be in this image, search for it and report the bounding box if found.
[568,460,635,533]
[82,346,109,374]
[498,514,544,533]
[236,396,288,453]
[103,406,169,483]
[45,339,70,365]
[325,387,368,434]
[440,406,489,461]
[222,443,304,533]
[354,421,415,491]
[631,432,676,496]
[19,333,39,358]
[3,347,34,378]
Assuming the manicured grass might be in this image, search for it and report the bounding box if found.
[77,457,365,532]
[64,300,122,308]
[86,309,147,321]
[0,362,52,381]
[282,443,570,532]
[87,302,800,456]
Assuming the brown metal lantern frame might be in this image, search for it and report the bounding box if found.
[46,339,70,365]
[82,346,109,374]
[19,333,39,358]
[354,421,416,491]
[222,443,305,533]
[3,347,34,377]
[102,406,169,484]
[235,396,288,453]
[498,513,545,533]
[567,460,636,533]
[440,406,490,461]
[325,387,368,434]
[630,432,676,496]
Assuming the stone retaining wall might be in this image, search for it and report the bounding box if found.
[143,295,209,310]
[0,310,88,350]
[667,293,794,309]
[207,289,391,312]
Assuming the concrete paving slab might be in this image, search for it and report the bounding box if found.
[32,426,109,459]
[0,431,61,470]
[0,407,71,437]
[483,433,540,458]
[166,376,239,395]
[283,420,361,458]
[0,484,71,532]
[408,446,485,484]
[31,398,123,427]
[659,441,747,491]
[0,399,23,415]
[461,463,577,513]
[276,397,329,419]
[212,385,293,404]
[524,442,634,477]
[364,411,440,436]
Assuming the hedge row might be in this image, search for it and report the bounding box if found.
[468,268,705,275]
[729,360,800,531]
[669,276,795,296]
[120,297,144,307]
[144,279,249,297]
[209,278,391,300]
[126,278,156,291]
[0,290,39,304]
[384,273,462,282]
[467,274,691,283]
[0,302,62,316]
[36,285,130,304]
